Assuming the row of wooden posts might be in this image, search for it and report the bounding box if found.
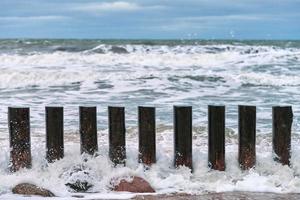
[7,105,293,172]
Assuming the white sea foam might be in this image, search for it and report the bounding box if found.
[0,44,299,132]
[0,45,299,89]
[0,43,300,198]
[1,129,300,199]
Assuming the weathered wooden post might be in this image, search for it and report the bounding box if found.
[238,105,256,170]
[138,106,156,165]
[174,106,193,170]
[272,106,293,166]
[79,106,98,155]
[8,107,31,172]
[208,105,225,171]
[108,106,126,166]
[46,107,64,163]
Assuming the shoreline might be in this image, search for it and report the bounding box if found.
[132,192,300,200]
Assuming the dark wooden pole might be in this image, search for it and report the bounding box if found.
[272,106,293,166]
[8,107,31,172]
[138,106,156,165]
[208,105,225,171]
[79,106,98,155]
[108,106,126,166]
[46,107,64,163]
[174,106,193,170]
[238,105,256,170]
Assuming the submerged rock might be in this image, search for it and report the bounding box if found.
[113,176,155,193]
[65,180,93,193]
[63,164,94,192]
[12,183,55,197]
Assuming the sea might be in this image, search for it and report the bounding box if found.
[0,39,300,199]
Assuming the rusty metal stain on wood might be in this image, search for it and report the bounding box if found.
[138,106,156,165]
[208,105,225,171]
[272,106,293,166]
[80,106,98,155]
[109,106,126,166]
[174,106,193,170]
[238,105,256,170]
[9,107,31,172]
[46,107,64,163]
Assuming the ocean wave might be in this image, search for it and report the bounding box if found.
[0,42,299,134]
[1,40,300,55]
[0,46,299,89]
[238,73,300,87]
[0,69,100,89]
[1,40,300,197]
[0,67,299,90]
[1,130,300,198]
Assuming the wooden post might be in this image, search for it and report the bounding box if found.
[174,106,193,170]
[108,106,126,166]
[46,107,64,163]
[8,107,31,172]
[138,106,156,165]
[208,105,225,171]
[79,106,98,155]
[238,105,256,170]
[272,106,293,166]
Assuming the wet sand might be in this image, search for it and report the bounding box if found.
[132,192,300,200]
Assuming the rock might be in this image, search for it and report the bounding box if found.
[113,176,155,193]
[63,164,94,192]
[12,183,55,197]
[65,180,93,193]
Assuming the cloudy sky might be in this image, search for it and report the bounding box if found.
[0,0,299,39]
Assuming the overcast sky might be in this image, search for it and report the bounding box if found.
[0,0,300,39]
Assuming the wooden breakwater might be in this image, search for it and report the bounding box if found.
[7,105,293,172]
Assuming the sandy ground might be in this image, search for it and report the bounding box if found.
[132,192,300,200]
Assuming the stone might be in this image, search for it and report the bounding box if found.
[113,176,155,193]
[65,180,93,193]
[12,183,55,197]
[63,164,94,192]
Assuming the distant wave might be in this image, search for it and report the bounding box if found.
[0,40,299,133]
[1,39,300,55]
[0,44,299,89]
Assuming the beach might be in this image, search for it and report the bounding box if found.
[133,192,300,200]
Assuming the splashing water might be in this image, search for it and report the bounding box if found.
[0,39,300,198]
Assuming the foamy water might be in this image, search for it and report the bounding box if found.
[0,39,300,198]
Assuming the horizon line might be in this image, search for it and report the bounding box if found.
[0,38,300,41]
